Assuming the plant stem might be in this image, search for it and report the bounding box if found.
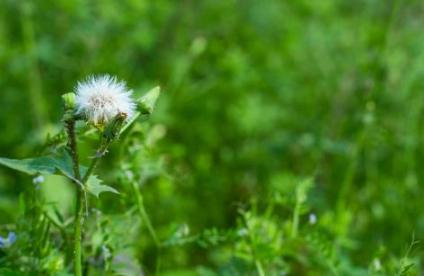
[131,181,162,275]
[80,136,113,184]
[291,199,300,239]
[65,117,125,275]
[74,188,84,276]
[82,157,100,184]
[242,213,265,276]
[131,181,160,247]
[66,119,83,276]
[254,260,265,276]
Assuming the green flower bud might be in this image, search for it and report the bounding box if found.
[62,92,76,111]
[136,86,160,115]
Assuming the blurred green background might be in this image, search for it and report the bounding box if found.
[0,0,423,275]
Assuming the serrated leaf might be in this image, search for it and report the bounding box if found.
[86,175,119,198]
[137,86,160,115]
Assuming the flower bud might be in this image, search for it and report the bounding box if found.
[136,86,160,115]
[62,93,76,111]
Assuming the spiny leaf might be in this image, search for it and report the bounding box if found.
[86,175,119,198]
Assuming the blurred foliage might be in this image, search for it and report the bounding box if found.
[0,0,423,275]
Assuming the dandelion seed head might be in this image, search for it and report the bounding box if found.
[75,75,136,125]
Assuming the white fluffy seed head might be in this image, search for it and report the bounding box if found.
[75,75,136,125]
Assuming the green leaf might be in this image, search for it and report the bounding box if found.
[86,175,119,198]
[136,86,161,115]
[51,148,85,180]
[0,156,57,175]
[0,148,86,182]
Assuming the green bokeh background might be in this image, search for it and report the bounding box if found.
[0,0,423,274]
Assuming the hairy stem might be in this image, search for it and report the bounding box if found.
[65,117,121,275]
[66,119,83,276]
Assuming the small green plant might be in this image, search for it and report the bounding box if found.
[0,75,160,275]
